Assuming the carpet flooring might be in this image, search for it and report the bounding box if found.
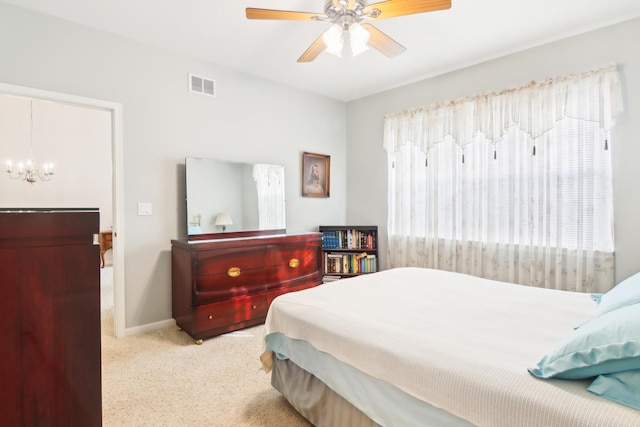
[100,267,311,426]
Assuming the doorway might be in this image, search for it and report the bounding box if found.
[0,82,125,338]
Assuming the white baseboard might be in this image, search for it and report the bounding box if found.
[124,318,176,337]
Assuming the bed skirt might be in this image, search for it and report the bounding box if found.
[272,357,380,427]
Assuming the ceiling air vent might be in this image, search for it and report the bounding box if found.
[189,73,216,97]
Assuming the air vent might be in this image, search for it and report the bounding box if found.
[189,73,216,97]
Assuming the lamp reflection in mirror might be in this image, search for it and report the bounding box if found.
[214,212,233,232]
[6,100,55,185]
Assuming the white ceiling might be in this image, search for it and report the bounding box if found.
[3,0,640,102]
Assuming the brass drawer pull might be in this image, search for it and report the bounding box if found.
[252,305,256,309]
[289,258,300,268]
[208,315,213,320]
[227,267,241,277]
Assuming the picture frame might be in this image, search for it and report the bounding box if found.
[302,151,330,198]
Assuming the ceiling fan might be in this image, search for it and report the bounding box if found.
[246,0,452,62]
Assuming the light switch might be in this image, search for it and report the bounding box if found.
[137,202,152,216]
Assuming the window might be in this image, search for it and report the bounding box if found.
[384,65,621,292]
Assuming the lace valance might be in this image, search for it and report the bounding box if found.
[383,64,623,153]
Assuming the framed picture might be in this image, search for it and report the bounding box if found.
[302,151,330,197]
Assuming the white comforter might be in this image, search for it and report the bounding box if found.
[262,267,640,426]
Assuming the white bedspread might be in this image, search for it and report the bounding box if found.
[263,267,640,426]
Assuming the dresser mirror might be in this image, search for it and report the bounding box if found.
[185,157,286,239]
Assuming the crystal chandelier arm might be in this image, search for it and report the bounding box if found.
[37,163,55,182]
[6,160,23,180]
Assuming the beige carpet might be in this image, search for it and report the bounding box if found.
[100,267,311,427]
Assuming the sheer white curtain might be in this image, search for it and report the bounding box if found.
[384,65,622,292]
[253,164,285,230]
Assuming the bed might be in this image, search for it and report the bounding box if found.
[260,267,640,426]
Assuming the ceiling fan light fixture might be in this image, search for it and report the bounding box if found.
[322,23,344,57]
[349,22,369,56]
[247,0,447,62]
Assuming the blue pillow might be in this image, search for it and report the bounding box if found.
[592,272,640,319]
[590,293,603,304]
[528,302,640,379]
[588,370,640,410]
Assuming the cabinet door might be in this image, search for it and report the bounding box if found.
[0,244,101,426]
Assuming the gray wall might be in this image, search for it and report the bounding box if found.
[346,17,640,283]
[0,4,347,331]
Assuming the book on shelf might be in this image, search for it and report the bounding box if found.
[365,253,377,274]
[323,252,377,275]
[321,230,339,249]
[356,251,368,259]
[321,228,377,250]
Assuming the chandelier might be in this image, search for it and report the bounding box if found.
[6,99,54,184]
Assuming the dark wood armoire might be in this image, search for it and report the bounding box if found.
[0,208,102,426]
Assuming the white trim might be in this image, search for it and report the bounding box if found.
[0,82,126,338]
[124,318,176,337]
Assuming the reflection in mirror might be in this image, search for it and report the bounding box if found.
[185,157,286,237]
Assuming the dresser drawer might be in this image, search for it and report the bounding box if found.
[194,268,265,305]
[195,246,265,277]
[191,294,268,335]
[266,244,321,288]
[266,242,320,267]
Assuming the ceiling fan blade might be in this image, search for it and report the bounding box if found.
[362,24,406,58]
[246,8,324,21]
[365,0,451,20]
[297,35,327,63]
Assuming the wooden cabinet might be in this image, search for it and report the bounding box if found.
[99,230,112,268]
[319,225,378,283]
[171,232,322,343]
[0,209,102,427]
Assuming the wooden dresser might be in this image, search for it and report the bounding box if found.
[0,209,101,426]
[171,232,322,343]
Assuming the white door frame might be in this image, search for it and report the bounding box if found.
[0,82,126,338]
